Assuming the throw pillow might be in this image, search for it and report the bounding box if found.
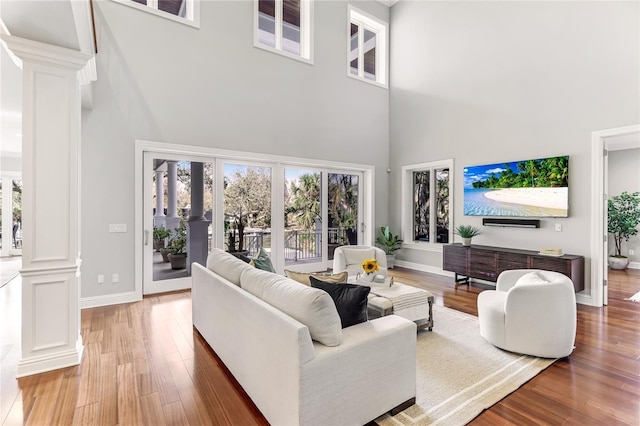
[251,247,275,273]
[241,268,343,346]
[284,270,349,286]
[310,277,370,328]
[206,248,254,286]
[342,248,376,267]
[514,271,550,287]
[230,252,252,263]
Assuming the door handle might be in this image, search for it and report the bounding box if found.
[144,230,149,245]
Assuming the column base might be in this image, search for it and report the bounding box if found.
[186,219,211,273]
[17,336,83,378]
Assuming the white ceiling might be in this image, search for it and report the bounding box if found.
[0,0,95,159]
[1,37,22,157]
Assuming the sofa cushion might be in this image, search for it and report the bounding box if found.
[206,248,254,286]
[251,248,276,272]
[343,248,376,266]
[514,271,549,287]
[310,277,370,328]
[241,268,343,346]
[284,270,349,286]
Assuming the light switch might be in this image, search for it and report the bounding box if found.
[554,223,562,232]
[109,224,127,233]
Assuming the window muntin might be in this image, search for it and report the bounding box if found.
[255,0,313,63]
[403,160,453,248]
[112,0,199,27]
[348,6,387,88]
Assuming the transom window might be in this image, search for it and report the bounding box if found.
[112,0,200,27]
[348,5,388,88]
[402,160,453,248]
[254,0,314,64]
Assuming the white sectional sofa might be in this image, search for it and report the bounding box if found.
[192,249,417,426]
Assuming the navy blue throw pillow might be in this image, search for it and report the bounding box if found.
[309,277,370,328]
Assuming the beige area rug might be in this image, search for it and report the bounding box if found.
[625,291,640,302]
[376,305,555,426]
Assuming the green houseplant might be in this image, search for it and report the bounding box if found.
[376,226,403,268]
[167,225,187,270]
[153,225,171,251]
[454,225,481,246]
[607,191,640,270]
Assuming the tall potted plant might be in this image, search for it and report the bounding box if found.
[375,226,403,268]
[608,191,640,270]
[167,225,187,270]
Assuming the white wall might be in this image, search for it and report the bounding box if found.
[80,1,390,298]
[389,1,639,297]
[608,148,640,263]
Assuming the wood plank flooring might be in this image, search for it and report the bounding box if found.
[1,267,638,425]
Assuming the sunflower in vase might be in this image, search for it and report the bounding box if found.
[361,258,380,280]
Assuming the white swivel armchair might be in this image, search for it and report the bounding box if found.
[477,269,577,358]
[332,245,388,277]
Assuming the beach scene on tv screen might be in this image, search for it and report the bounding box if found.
[464,156,569,217]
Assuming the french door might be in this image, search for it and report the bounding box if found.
[143,152,214,295]
[139,143,369,296]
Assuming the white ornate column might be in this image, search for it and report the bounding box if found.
[1,35,90,377]
[165,161,180,231]
[154,169,166,228]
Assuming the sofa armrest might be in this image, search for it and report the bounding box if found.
[300,315,417,425]
[332,250,347,273]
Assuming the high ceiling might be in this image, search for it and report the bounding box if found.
[0,0,96,159]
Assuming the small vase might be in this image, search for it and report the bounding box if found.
[462,238,472,247]
[361,273,375,282]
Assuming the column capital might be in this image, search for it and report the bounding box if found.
[1,35,91,71]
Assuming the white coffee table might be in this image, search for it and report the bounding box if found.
[349,277,434,331]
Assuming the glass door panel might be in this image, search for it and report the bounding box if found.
[284,168,322,267]
[11,179,22,254]
[144,154,213,294]
[223,163,272,258]
[328,172,360,260]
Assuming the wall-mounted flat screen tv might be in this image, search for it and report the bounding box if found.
[463,155,569,217]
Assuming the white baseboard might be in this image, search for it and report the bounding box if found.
[143,278,191,296]
[629,261,640,269]
[80,291,140,309]
[396,260,597,306]
[394,260,453,277]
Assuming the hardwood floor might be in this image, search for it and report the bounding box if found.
[1,268,638,425]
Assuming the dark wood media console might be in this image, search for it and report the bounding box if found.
[442,244,585,292]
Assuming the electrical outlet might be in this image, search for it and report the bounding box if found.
[112,273,119,283]
[98,274,104,284]
[629,249,635,255]
[554,223,562,232]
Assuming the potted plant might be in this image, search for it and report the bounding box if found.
[153,225,171,252]
[167,225,187,270]
[375,226,403,268]
[454,225,481,246]
[607,191,640,270]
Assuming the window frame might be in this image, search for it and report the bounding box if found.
[111,0,200,28]
[253,0,314,65]
[401,159,454,252]
[347,5,388,88]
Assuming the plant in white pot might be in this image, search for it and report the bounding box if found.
[375,226,403,269]
[454,225,481,246]
[607,191,640,270]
